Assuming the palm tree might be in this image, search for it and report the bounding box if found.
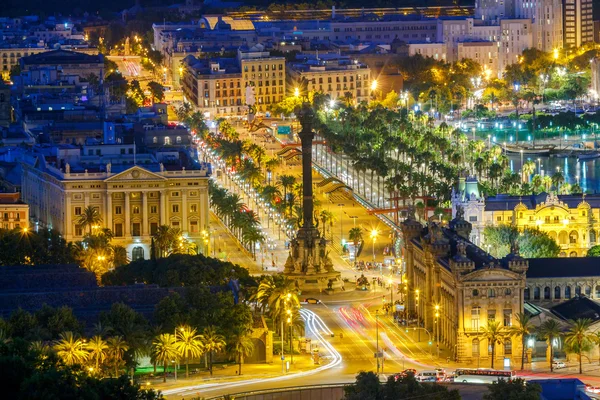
[508,313,535,371]
[87,335,109,372]
[112,245,129,267]
[565,318,594,374]
[153,225,177,258]
[176,326,204,378]
[538,319,562,372]
[77,206,102,234]
[481,320,505,369]
[278,175,296,213]
[106,336,129,377]
[53,331,88,366]
[522,160,536,183]
[348,227,363,262]
[319,210,335,237]
[153,333,178,382]
[552,171,565,190]
[226,326,255,375]
[203,326,226,376]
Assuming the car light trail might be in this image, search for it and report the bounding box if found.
[163,308,342,396]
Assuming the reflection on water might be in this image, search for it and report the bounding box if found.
[508,155,600,193]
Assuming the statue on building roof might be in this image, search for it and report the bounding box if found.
[455,204,464,220]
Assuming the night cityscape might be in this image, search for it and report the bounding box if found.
[2,0,600,399]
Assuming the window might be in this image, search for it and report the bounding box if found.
[172,204,179,213]
[504,339,512,355]
[576,286,582,296]
[132,246,144,261]
[74,207,82,215]
[533,287,540,300]
[585,286,591,297]
[132,223,141,236]
[487,309,496,322]
[524,287,530,300]
[2,213,7,221]
[503,309,512,326]
[496,216,502,222]
[469,216,477,222]
[150,205,157,214]
[544,286,550,299]
[190,204,197,213]
[472,289,479,297]
[176,136,182,144]
[488,288,496,298]
[172,221,180,228]
[114,223,123,237]
[150,223,158,235]
[132,206,140,214]
[190,220,198,233]
[565,286,572,299]
[555,286,562,299]
[471,307,480,330]
[472,338,480,356]
[171,192,180,197]
[75,226,83,236]
[115,206,122,215]
[505,288,511,296]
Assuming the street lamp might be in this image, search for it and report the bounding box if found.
[370,229,379,262]
[294,87,300,97]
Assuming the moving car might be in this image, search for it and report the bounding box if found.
[303,298,321,304]
[415,370,442,382]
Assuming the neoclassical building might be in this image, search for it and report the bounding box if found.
[20,144,211,260]
[401,211,528,365]
[452,176,600,257]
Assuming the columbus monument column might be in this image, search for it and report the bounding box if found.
[283,102,342,292]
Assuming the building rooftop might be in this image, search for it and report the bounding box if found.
[527,258,600,278]
[482,192,596,211]
[550,295,600,322]
[21,49,103,65]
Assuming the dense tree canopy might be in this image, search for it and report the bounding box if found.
[483,226,560,258]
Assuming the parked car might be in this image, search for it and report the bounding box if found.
[552,360,567,369]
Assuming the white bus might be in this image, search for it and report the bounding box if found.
[454,369,516,384]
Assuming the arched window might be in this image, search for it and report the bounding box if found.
[544,287,550,300]
[504,339,512,355]
[565,286,572,299]
[534,287,540,300]
[505,288,512,296]
[555,286,561,299]
[569,230,578,244]
[559,231,568,245]
[472,338,480,356]
[524,287,530,300]
[576,286,582,296]
[132,246,144,261]
[596,286,600,298]
[570,251,578,257]
[472,289,479,297]
[585,286,591,297]
[591,230,597,244]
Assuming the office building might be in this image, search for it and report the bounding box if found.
[563,0,594,47]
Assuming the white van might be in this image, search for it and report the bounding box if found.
[415,370,440,382]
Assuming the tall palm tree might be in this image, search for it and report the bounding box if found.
[203,326,226,376]
[348,227,363,261]
[153,225,177,258]
[53,331,88,366]
[508,313,535,371]
[226,326,255,375]
[565,318,594,374]
[106,336,129,377]
[481,320,505,369]
[522,160,536,182]
[319,210,335,237]
[153,333,178,382]
[87,335,109,372]
[278,175,296,213]
[176,326,204,378]
[77,206,103,234]
[538,319,562,372]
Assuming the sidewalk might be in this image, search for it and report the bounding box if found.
[152,353,319,391]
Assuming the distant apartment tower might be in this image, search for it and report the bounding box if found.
[515,0,563,51]
[475,0,515,21]
[563,0,594,47]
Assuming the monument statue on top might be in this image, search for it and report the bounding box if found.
[283,102,343,291]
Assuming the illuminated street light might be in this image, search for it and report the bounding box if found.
[370,79,378,91]
[294,87,300,97]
